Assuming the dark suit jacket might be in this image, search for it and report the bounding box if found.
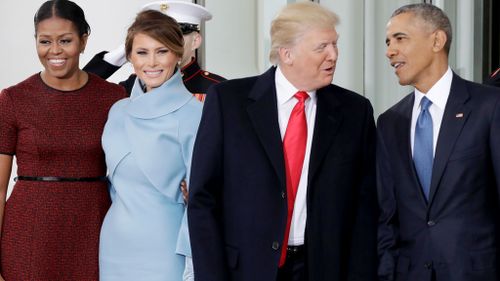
[188,67,378,281]
[377,73,500,281]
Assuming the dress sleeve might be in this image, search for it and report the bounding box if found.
[0,90,17,155]
[176,102,203,258]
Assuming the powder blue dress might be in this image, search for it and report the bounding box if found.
[99,70,202,281]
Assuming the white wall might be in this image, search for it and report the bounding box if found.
[320,0,364,94]
[204,0,260,79]
[362,0,418,117]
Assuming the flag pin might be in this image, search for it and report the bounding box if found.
[455,113,463,118]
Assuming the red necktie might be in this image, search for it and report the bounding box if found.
[279,91,309,267]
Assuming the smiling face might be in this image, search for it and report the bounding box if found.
[385,12,446,92]
[280,27,338,91]
[129,33,180,92]
[36,16,87,84]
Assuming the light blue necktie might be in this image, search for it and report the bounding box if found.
[413,96,433,200]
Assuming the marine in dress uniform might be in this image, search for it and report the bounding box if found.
[83,1,225,100]
[182,57,225,102]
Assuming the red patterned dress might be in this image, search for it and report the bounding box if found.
[0,73,125,280]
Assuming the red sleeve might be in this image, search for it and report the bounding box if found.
[0,89,17,155]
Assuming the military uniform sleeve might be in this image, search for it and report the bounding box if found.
[83,51,121,80]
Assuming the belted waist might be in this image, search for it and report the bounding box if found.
[14,176,108,182]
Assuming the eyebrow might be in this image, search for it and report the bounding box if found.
[385,32,407,44]
[134,47,169,51]
[37,32,74,38]
[392,32,407,37]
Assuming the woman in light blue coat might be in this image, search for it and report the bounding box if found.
[99,10,201,281]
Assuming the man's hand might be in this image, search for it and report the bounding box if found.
[180,179,189,204]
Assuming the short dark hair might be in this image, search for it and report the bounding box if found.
[34,0,90,37]
[125,10,184,60]
[392,3,452,54]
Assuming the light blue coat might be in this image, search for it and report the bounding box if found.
[100,69,201,281]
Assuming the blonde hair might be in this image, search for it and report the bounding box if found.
[269,2,339,64]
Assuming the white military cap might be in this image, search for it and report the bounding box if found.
[141,1,212,26]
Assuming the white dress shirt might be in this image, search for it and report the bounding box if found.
[275,66,317,246]
[411,67,453,156]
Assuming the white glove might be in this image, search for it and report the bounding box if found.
[103,44,127,67]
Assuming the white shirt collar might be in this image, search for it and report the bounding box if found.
[414,67,453,111]
[275,66,316,105]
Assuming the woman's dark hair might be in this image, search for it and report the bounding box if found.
[34,0,91,36]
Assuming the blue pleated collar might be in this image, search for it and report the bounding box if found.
[127,69,193,119]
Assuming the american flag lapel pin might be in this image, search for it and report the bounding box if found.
[455,113,464,118]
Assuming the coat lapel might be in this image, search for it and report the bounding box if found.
[307,86,341,181]
[428,74,470,205]
[123,70,195,203]
[102,100,132,181]
[246,67,286,190]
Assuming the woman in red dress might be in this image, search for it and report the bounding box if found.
[0,1,125,280]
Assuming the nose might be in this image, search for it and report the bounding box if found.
[49,42,62,55]
[148,53,157,66]
[326,44,338,61]
[386,44,397,59]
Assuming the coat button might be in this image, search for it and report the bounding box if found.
[281,191,286,199]
[424,262,432,269]
[427,220,436,226]
[272,241,280,250]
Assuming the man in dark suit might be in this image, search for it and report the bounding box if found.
[378,4,500,281]
[83,1,225,98]
[188,2,378,281]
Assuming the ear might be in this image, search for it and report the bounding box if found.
[278,47,294,65]
[80,33,89,54]
[191,32,202,50]
[432,29,447,53]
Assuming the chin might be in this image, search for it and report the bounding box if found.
[143,79,164,89]
[321,78,333,87]
[397,78,411,86]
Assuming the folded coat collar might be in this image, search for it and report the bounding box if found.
[128,69,193,119]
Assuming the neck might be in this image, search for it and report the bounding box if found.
[279,64,313,92]
[41,70,88,91]
[181,56,196,69]
[414,56,449,93]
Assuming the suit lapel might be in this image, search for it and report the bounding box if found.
[246,67,286,189]
[308,86,342,182]
[398,94,429,206]
[428,74,470,205]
